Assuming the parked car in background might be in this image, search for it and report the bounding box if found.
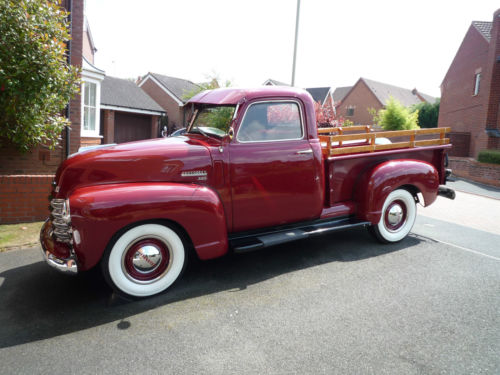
[169,128,186,137]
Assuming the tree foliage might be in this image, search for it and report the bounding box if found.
[195,106,235,132]
[0,0,80,152]
[182,74,232,101]
[314,100,351,128]
[411,99,440,128]
[372,97,419,131]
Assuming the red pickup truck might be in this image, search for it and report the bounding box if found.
[40,87,455,298]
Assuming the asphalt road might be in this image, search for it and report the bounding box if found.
[0,186,499,374]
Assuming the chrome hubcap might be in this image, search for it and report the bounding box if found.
[131,245,162,273]
[122,237,171,284]
[387,204,404,226]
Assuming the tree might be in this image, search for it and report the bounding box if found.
[0,0,80,152]
[182,74,232,101]
[411,99,440,128]
[372,97,419,131]
[314,100,351,128]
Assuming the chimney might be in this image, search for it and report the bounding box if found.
[412,88,426,102]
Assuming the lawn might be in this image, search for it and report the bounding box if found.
[0,221,44,251]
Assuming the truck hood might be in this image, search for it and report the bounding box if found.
[55,136,213,197]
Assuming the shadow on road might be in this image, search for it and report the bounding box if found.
[0,227,423,348]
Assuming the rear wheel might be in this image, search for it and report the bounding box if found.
[102,223,186,298]
[369,189,417,243]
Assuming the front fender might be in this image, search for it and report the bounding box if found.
[355,159,439,224]
[69,183,228,271]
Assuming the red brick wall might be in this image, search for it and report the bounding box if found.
[82,29,94,64]
[0,143,64,174]
[0,175,54,224]
[67,0,83,156]
[484,9,500,135]
[336,80,383,125]
[140,79,184,129]
[438,24,491,158]
[449,157,500,187]
[102,109,115,144]
[448,132,471,157]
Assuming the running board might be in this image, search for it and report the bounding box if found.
[230,218,370,254]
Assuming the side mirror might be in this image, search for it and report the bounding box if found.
[228,127,235,140]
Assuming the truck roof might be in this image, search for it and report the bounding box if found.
[186,86,314,106]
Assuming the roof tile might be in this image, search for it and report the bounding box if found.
[101,76,165,113]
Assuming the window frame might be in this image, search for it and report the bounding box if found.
[235,99,305,144]
[80,77,101,137]
[346,106,355,117]
[473,73,481,96]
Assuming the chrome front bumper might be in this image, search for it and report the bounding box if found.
[40,220,78,275]
[40,248,78,275]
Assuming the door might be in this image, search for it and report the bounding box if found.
[229,100,322,232]
[114,112,151,143]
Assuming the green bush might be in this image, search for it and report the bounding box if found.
[0,0,80,152]
[372,97,419,131]
[411,99,440,128]
[477,150,500,165]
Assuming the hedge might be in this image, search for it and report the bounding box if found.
[477,149,500,165]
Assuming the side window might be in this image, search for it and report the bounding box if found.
[237,102,303,142]
[473,73,481,96]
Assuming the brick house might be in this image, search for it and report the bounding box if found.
[263,78,290,86]
[0,2,164,224]
[336,78,435,125]
[332,86,352,107]
[138,73,200,133]
[438,9,500,158]
[305,87,333,105]
[99,76,165,145]
[263,79,338,116]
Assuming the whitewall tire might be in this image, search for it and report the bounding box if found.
[103,223,186,298]
[369,189,417,243]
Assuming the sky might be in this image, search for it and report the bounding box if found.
[85,0,499,98]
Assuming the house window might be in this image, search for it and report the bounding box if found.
[473,73,481,96]
[81,80,100,137]
[346,107,355,116]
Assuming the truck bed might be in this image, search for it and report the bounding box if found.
[319,126,451,207]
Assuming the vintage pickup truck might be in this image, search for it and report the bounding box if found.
[40,86,455,298]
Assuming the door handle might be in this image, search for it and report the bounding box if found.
[296,149,313,155]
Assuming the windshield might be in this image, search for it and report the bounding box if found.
[188,106,235,138]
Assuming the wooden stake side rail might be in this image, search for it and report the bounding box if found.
[319,126,451,156]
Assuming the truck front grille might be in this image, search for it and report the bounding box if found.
[50,199,72,244]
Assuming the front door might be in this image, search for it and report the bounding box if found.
[229,100,321,232]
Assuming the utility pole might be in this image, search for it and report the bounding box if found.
[291,0,301,86]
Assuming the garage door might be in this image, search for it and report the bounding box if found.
[114,112,151,143]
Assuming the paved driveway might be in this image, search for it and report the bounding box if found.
[0,186,499,374]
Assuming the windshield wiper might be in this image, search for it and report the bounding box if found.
[190,127,211,138]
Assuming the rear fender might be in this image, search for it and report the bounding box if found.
[355,159,439,224]
[69,183,228,271]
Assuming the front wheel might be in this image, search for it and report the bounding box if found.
[102,223,186,298]
[369,189,417,243]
